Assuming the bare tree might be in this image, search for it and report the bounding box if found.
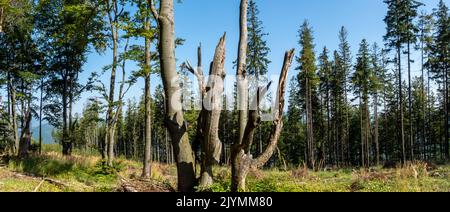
[229,0,295,192]
[184,34,227,189]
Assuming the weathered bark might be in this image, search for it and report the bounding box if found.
[231,49,295,192]
[236,0,249,145]
[151,0,196,192]
[231,0,249,192]
[182,34,224,188]
[142,11,152,179]
[200,35,226,188]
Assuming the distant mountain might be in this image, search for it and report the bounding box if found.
[32,123,55,144]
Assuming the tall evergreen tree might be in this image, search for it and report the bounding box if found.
[338,26,352,165]
[384,0,406,163]
[351,39,373,167]
[247,0,271,154]
[418,11,434,160]
[428,0,450,159]
[318,47,332,163]
[401,0,423,160]
[297,20,317,169]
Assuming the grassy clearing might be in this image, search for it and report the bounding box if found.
[1,151,449,192]
[210,163,450,192]
[1,152,128,192]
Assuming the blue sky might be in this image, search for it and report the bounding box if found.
[76,0,445,115]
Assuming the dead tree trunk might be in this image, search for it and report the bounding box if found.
[150,0,196,192]
[184,34,226,189]
[231,49,295,192]
[236,0,249,145]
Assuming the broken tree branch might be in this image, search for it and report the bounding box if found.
[252,49,295,168]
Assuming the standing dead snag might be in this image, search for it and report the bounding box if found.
[231,49,295,192]
[236,0,249,146]
[200,34,226,188]
[184,34,226,189]
[231,0,296,192]
[150,0,196,192]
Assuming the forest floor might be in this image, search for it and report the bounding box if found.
[0,152,449,192]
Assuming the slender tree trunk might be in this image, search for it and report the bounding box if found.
[326,84,331,165]
[68,76,74,155]
[365,99,371,167]
[407,41,414,160]
[62,75,70,156]
[344,79,350,165]
[39,77,43,155]
[8,76,19,154]
[105,0,119,164]
[142,14,152,178]
[231,0,249,192]
[421,36,426,160]
[444,65,449,160]
[398,45,406,164]
[374,92,379,166]
[360,97,364,167]
[306,78,316,169]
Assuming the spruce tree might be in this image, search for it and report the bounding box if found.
[428,0,450,159]
[297,20,317,169]
[338,26,352,164]
[351,39,373,167]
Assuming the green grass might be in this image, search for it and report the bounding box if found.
[4,152,125,192]
[1,149,449,192]
[0,178,61,192]
[210,163,450,192]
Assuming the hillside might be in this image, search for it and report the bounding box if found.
[31,124,55,144]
